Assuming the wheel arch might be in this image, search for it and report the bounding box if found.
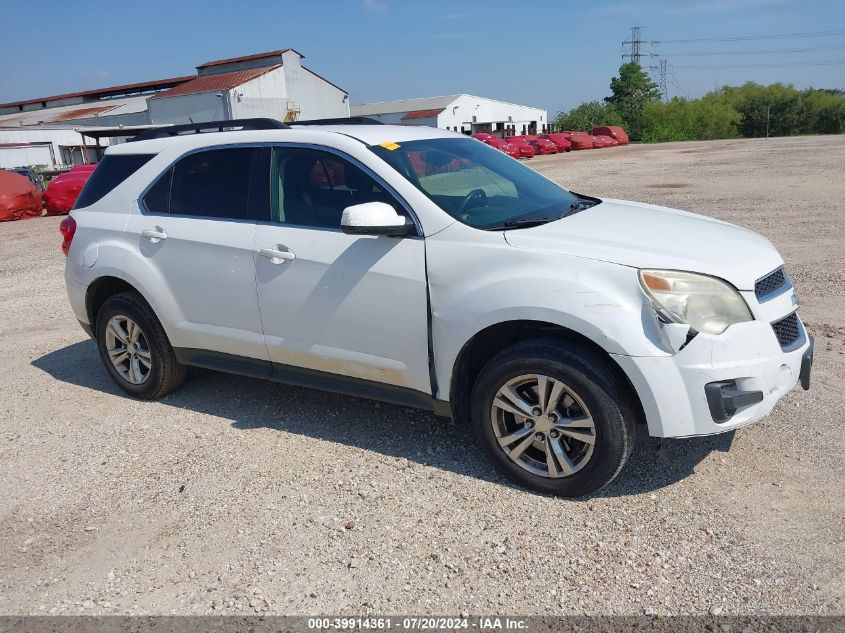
[85,275,157,332]
[447,319,644,427]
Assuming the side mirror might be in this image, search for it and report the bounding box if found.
[340,202,411,237]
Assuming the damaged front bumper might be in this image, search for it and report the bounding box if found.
[611,318,812,438]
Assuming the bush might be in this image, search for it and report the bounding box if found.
[716,83,845,137]
[641,97,740,142]
[553,101,624,133]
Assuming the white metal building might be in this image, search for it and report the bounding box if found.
[0,48,349,168]
[0,76,190,168]
[148,49,349,125]
[351,95,548,136]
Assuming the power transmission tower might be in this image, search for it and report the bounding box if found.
[649,58,669,99]
[623,26,657,64]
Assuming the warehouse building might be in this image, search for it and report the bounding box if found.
[351,95,548,136]
[0,49,349,168]
[147,49,349,125]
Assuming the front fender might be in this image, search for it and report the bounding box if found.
[425,225,671,400]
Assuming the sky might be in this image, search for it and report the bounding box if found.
[1,0,843,116]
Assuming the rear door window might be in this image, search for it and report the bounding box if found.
[73,154,154,209]
[170,148,255,219]
[142,147,263,220]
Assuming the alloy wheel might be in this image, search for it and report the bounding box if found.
[490,374,596,478]
[104,315,152,385]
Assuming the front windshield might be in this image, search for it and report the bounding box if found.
[370,137,586,230]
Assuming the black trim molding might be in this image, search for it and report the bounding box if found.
[174,348,451,416]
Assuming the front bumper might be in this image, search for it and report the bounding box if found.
[612,317,812,438]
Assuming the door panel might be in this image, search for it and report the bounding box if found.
[255,227,430,391]
[123,146,267,361]
[125,211,266,360]
[254,145,430,393]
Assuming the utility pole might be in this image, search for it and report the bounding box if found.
[766,105,770,138]
[623,26,657,64]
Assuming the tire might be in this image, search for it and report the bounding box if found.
[471,338,636,497]
[95,292,186,399]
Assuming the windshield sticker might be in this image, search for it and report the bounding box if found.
[379,141,401,151]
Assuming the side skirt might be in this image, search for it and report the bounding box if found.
[174,348,451,417]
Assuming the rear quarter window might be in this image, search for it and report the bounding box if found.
[73,154,154,209]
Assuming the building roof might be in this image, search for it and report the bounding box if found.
[150,66,281,99]
[352,94,547,118]
[0,76,194,110]
[0,95,151,127]
[401,108,445,120]
[352,95,461,117]
[197,49,303,69]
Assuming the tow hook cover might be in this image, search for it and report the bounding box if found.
[705,380,764,423]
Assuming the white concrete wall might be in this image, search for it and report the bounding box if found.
[436,95,546,133]
[281,51,349,121]
[354,95,546,133]
[229,68,288,121]
[0,128,94,167]
[0,144,54,169]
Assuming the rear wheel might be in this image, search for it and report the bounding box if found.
[471,339,636,497]
[95,292,186,399]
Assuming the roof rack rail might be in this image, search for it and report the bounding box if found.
[288,116,384,126]
[129,118,290,142]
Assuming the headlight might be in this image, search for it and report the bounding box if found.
[639,270,752,335]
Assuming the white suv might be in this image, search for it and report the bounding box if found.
[61,118,813,497]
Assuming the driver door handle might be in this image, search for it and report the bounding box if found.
[141,227,167,243]
[259,247,296,263]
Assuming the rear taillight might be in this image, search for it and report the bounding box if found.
[59,216,76,256]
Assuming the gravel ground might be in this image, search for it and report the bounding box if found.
[0,135,842,616]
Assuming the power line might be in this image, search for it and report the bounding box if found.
[672,59,845,69]
[660,44,845,56]
[657,28,845,44]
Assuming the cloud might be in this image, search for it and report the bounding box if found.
[96,69,110,79]
[440,12,466,20]
[363,0,387,13]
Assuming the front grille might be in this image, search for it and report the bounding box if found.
[755,267,789,300]
[771,312,800,348]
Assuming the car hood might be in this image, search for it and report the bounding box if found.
[503,198,782,290]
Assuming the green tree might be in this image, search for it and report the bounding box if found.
[801,89,845,134]
[718,83,809,137]
[553,101,624,132]
[641,97,740,142]
[555,77,844,143]
[605,62,661,140]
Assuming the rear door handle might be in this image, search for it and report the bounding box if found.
[141,227,167,243]
[259,247,296,263]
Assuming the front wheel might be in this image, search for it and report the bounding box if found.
[471,339,636,497]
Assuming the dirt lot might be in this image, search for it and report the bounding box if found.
[0,135,842,616]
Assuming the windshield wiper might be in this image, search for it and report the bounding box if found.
[501,217,555,229]
[490,196,600,230]
[564,195,600,216]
